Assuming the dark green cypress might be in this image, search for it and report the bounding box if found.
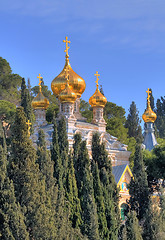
[129,144,150,221]
[92,132,120,240]
[125,211,142,240]
[0,134,29,240]
[92,161,108,239]
[77,139,100,240]
[125,101,143,143]
[21,78,34,131]
[73,133,82,189]
[8,107,56,239]
[37,129,55,190]
[51,119,63,187]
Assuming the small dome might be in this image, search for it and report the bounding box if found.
[142,104,157,123]
[51,56,86,98]
[32,86,49,110]
[89,87,107,108]
[59,81,77,103]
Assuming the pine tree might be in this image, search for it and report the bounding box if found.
[129,144,150,221]
[8,107,56,239]
[92,161,108,239]
[27,78,32,97]
[125,101,143,143]
[92,132,120,240]
[75,137,100,240]
[125,211,142,240]
[0,130,29,240]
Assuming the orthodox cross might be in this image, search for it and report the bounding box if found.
[63,36,71,56]
[37,73,43,91]
[94,71,100,88]
[146,88,151,102]
[26,120,32,136]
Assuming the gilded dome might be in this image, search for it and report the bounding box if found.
[51,37,86,98]
[89,71,107,108]
[142,103,157,123]
[32,75,49,110]
[142,88,157,123]
[59,76,77,103]
[89,87,107,108]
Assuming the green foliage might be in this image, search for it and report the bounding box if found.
[125,101,143,143]
[80,99,92,122]
[66,153,82,229]
[155,97,165,138]
[126,137,136,169]
[129,145,150,221]
[46,103,59,123]
[21,78,35,127]
[78,140,100,240]
[9,107,56,239]
[125,211,142,240]
[0,57,22,105]
[0,130,29,240]
[92,161,108,239]
[0,100,16,122]
[92,133,120,240]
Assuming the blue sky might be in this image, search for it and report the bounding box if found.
[1,0,165,129]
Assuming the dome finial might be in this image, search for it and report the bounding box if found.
[94,71,100,89]
[37,73,43,92]
[63,36,71,61]
[142,88,157,123]
[146,88,151,107]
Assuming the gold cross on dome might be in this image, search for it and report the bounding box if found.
[146,88,151,102]
[94,71,100,88]
[63,36,71,56]
[26,120,32,136]
[37,73,43,92]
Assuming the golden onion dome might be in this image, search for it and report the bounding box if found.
[142,88,157,123]
[89,71,107,108]
[59,71,77,103]
[32,74,49,110]
[51,37,86,98]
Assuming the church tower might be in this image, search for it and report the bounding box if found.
[51,37,86,121]
[31,74,49,126]
[142,88,157,151]
[89,71,107,132]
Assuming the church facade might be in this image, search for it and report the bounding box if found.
[31,37,133,212]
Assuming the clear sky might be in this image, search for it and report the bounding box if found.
[1,0,165,128]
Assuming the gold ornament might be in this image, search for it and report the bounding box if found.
[32,74,49,110]
[142,88,157,123]
[51,37,86,98]
[89,71,107,108]
[26,120,32,136]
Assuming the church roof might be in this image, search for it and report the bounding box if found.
[112,164,133,185]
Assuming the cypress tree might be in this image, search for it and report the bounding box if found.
[73,133,82,189]
[58,116,69,179]
[37,129,55,190]
[66,152,82,229]
[8,107,56,239]
[51,119,63,187]
[21,78,34,130]
[129,144,150,221]
[92,133,120,240]
[125,211,142,240]
[76,139,100,240]
[92,161,108,239]
[0,135,29,239]
[125,101,143,143]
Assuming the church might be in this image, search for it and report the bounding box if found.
[30,37,157,215]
